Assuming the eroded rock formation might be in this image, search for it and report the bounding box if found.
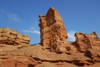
[0,27,30,46]
[39,7,68,52]
[0,7,100,67]
[75,32,100,52]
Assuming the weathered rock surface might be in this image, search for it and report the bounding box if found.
[0,43,99,67]
[0,7,100,67]
[0,27,30,46]
[75,32,100,52]
[0,44,90,67]
[39,7,68,52]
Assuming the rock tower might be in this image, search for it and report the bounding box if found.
[39,7,68,52]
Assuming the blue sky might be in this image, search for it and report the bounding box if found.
[0,0,100,44]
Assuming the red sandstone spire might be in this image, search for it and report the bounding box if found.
[39,7,68,52]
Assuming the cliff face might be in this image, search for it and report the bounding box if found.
[0,7,100,67]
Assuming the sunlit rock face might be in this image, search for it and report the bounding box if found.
[0,27,30,46]
[39,7,68,52]
[0,7,100,67]
[75,32,100,52]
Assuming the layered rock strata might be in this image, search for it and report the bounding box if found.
[75,32,100,52]
[39,7,68,52]
[0,43,100,67]
[0,27,30,46]
[0,7,100,67]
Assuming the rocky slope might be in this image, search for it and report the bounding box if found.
[0,7,100,67]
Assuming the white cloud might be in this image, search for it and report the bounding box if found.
[7,13,21,23]
[30,28,34,30]
[22,30,40,34]
[0,9,21,23]
[67,30,76,42]
[30,31,40,34]
[22,30,30,33]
